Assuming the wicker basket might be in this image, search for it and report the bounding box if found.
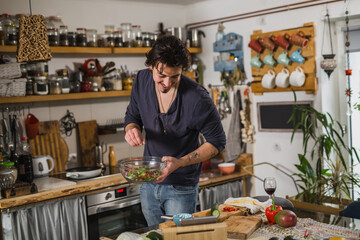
[0,63,22,79]
[0,78,26,97]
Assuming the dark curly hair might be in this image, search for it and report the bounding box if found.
[145,35,191,70]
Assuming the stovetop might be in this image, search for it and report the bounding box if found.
[50,165,120,182]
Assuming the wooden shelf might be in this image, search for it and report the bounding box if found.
[0,45,202,54]
[0,90,131,104]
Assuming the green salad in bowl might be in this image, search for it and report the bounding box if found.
[118,156,166,183]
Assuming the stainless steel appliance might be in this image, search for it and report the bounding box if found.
[86,184,147,239]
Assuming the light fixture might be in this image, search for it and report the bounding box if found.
[320,9,336,78]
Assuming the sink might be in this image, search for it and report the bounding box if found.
[33,177,77,192]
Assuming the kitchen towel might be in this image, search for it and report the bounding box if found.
[225,89,246,163]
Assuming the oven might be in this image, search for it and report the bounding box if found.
[86,184,147,240]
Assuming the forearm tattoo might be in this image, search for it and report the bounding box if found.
[187,151,200,163]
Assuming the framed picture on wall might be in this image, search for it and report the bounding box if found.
[257,101,313,132]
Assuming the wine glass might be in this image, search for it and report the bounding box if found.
[263,177,276,200]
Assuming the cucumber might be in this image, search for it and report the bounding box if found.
[211,203,220,216]
[146,231,163,240]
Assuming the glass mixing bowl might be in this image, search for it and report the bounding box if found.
[118,156,166,183]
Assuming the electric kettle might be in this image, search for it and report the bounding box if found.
[32,155,55,177]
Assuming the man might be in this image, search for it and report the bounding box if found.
[124,35,226,226]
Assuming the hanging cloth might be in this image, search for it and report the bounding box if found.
[225,90,246,163]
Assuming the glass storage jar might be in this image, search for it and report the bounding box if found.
[25,78,33,95]
[114,31,123,47]
[47,27,59,46]
[132,25,142,47]
[48,75,62,95]
[68,31,76,46]
[142,32,151,47]
[97,34,107,47]
[33,76,48,95]
[0,161,18,182]
[105,30,114,47]
[86,29,97,47]
[120,23,132,47]
[76,28,87,47]
[5,24,18,45]
[59,25,69,46]
[59,69,70,93]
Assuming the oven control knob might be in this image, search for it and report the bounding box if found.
[105,193,112,200]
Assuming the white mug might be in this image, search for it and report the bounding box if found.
[275,68,290,88]
[261,70,276,89]
[290,66,306,87]
[32,155,55,177]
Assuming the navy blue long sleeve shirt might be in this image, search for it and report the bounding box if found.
[124,69,226,185]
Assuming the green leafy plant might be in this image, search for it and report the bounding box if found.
[289,95,360,204]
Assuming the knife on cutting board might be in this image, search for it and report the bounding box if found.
[179,215,218,226]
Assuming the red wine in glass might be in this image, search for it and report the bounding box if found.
[265,187,276,195]
[264,177,276,199]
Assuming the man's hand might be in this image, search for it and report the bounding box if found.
[155,156,183,183]
[125,126,145,147]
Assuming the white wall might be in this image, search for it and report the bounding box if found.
[184,0,360,198]
[3,0,360,198]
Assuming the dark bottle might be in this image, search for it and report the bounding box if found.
[18,137,34,183]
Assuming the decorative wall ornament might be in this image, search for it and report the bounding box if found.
[320,9,336,78]
[17,15,52,63]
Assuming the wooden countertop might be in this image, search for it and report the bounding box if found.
[0,170,250,211]
[0,174,128,211]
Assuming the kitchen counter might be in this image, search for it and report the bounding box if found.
[0,173,129,211]
[0,169,250,211]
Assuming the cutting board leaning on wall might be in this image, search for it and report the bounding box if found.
[77,120,99,167]
[29,120,69,174]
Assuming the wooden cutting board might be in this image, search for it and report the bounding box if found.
[224,216,262,239]
[162,222,227,240]
[29,121,69,174]
[77,120,99,167]
[159,204,248,229]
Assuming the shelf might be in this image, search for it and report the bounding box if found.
[0,90,131,104]
[0,46,202,54]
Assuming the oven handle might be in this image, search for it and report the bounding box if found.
[90,197,141,215]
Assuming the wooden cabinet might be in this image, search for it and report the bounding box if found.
[0,46,202,104]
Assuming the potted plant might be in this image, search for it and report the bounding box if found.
[287,95,360,215]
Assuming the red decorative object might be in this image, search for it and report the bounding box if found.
[345,69,352,76]
[345,88,352,96]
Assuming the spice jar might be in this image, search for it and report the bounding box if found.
[132,25,142,47]
[114,31,123,47]
[86,29,97,47]
[33,76,48,95]
[68,32,76,46]
[58,69,70,93]
[26,78,34,95]
[5,24,18,45]
[59,25,69,46]
[47,27,59,46]
[105,30,114,47]
[121,23,132,47]
[76,28,87,47]
[48,75,62,95]
[142,32,151,47]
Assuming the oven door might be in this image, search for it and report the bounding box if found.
[87,195,147,240]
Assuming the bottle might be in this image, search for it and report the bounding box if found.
[109,146,116,174]
[18,137,34,183]
[215,23,225,42]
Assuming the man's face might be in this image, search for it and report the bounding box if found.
[152,63,182,93]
